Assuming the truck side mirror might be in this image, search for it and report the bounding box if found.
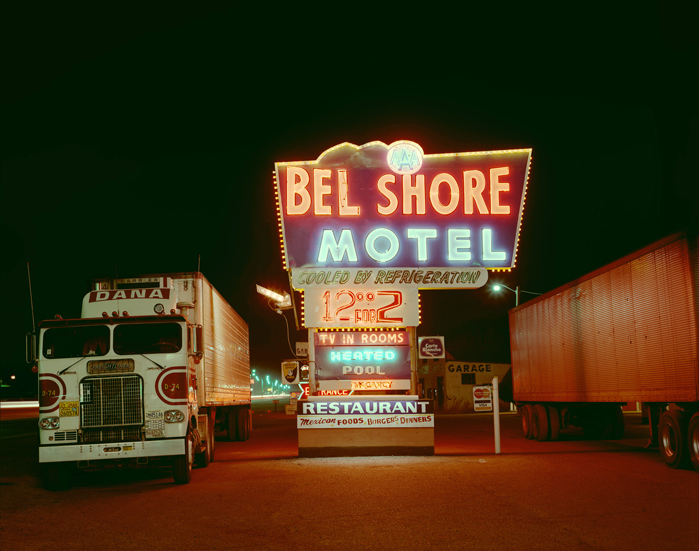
[195,325,203,357]
[189,325,204,360]
[26,332,37,364]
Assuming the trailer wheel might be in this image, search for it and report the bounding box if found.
[237,407,250,441]
[530,405,542,440]
[547,405,561,441]
[45,462,70,492]
[534,404,550,442]
[173,433,193,484]
[610,405,625,440]
[227,409,237,442]
[688,413,699,472]
[659,410,689,469]
[521,405,534,439]
[209,414,216,462]
[583,422,604,439]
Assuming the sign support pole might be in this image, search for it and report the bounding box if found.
[308,328,316,394]
[493,377,501,454]
[409,327,418,395]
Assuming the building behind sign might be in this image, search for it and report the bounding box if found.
[419,359,512,413]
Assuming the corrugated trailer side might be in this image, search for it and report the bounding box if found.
[198,276,251,407]
[168,272,252,451]
[511,232,698,403]
[193,274,252,446]
[509,231,699,471]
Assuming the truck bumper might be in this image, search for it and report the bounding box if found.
[39,439,185,464]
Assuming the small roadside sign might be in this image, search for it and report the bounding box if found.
[282,360,300,384]
[295,342,309,358]
[473,385,493,412]
[418,336,445,359]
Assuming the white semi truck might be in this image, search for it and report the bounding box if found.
[29,272,251,490]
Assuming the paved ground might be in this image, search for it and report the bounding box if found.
[1,402,697,550]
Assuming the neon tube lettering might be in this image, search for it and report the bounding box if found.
[338,170,360,216]
[489,167,510,215]
[365,228,399,262]
[317,230,358,262]
[377,174,398,215]
[482,228,506,261]
[463,170,488,214]
[448,229,471,261]
[429,173,459,215]
[406,229,437,262]
[313,169,332,215]
[402,174,426,215]
[286,166,311,215]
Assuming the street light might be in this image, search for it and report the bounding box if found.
[492,284,543,307]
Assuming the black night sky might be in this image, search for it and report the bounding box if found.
[1,5,696,396]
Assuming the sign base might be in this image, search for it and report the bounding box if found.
[296,396,434,457]
[298,427,434,458]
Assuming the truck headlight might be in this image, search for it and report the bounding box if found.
[164,410,186,423]
[39,417,60,430]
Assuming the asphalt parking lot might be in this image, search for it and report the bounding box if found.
[1,403,698,550]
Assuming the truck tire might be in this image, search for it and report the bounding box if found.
[658,410,689,469]
[534,404,550,442]
[688,413,699,473]
[610,405,624,440]
[521,405,533,439]
[547,405,561,441]
[227,408,237,442]
[45,462,70,492]
[173,433,193,484]
[196,419,213,468]
[236,407,250,441]
[530,405,541,441]
[209,415,216,462]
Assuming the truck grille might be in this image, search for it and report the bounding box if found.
[82,426,142,444]
[80,375,144,431]
[54,430,78,442]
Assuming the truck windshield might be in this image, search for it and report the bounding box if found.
[114,323,182,355]
[43,326,110,359]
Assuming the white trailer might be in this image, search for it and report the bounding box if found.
[30,272,251,490]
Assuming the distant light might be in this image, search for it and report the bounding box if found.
[256,285,291,307]
[493,285,501,291]
[10,375,16,380]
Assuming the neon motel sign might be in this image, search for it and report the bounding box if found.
[314,330,411,390]
[274,141,532,277]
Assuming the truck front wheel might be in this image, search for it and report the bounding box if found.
[659,410,689,469]
[688,412,699,472]
[173,433,193,484]
[196,419,213,468]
